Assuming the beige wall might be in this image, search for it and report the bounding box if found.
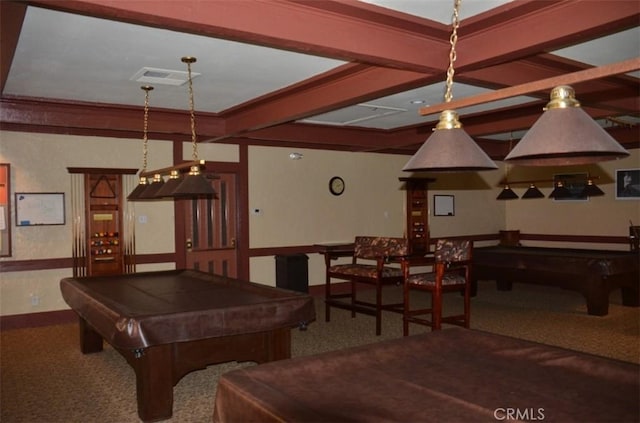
[0,130,637,316]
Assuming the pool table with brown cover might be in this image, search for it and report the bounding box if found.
[60,269,315,422]
[472,246,639,315]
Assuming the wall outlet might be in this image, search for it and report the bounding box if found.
[30,294,39,306]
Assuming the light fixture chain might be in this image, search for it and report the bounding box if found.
[186,60,199,161]
[444,0,461,103]
[142,87,150,171]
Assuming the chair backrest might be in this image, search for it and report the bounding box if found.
[434,239,471,263]
[354,236,409,260]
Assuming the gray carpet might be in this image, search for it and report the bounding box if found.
[2,282,638,422]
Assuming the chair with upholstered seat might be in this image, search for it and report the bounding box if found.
[323,236,409,336]
[400,239,472,335]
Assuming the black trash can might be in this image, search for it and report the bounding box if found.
[275,254,309,293]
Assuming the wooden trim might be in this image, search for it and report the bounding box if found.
[0,309,77,331]
[0,253,175,273]
[67,167,138,175]
[519,233,628,245]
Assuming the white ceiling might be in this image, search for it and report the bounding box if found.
[3,1,639,144]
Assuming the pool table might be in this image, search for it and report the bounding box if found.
[213,328,639,423]
[472,246,639,315]
[60,269,315,422]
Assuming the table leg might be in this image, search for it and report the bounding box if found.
[621,286,640,307]
[78,317,103,354]
[131,344,174,422]
[583,276,609,316]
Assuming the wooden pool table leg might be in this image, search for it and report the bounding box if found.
[78,317,103,354]
[621,286,640,307]
[131,344,174,422]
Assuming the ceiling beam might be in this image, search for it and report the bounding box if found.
[0,1,27,94]
[456,0,640,70]
[24,0,450,73]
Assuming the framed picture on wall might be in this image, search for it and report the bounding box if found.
[434,195,455,216]
[616,168,640,200]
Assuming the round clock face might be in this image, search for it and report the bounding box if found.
[329,176,345,196]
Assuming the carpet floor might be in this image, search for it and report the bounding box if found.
[1,282,638,422]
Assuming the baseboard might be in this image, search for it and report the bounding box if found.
[1,309,77,331]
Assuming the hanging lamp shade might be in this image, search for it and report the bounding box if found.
[403,0,497,173]
[127,176,148,201]
[154,170,182,198]
[504,85,629,166]
[162,56,217,199]
[581,178,605,197]
[522,184,545,199]
[170,165,216,198]
[138,173,165,199]
[549,181,571,199]
[496,184,519,200]
[403,110,498,172]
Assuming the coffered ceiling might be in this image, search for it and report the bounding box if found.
[1,0,638,158]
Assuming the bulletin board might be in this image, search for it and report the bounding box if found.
[15,192,66,226]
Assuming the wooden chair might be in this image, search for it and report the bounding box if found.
[401,239,472,335]
[324,236,409,335]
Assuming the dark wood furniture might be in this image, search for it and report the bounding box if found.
[60,269,315,422]
[401,239,471,334]
[321,236,408,335]
[67,168,137,277]
[399,177,435,254]
[213,328,639,423]
[473,246,639,315]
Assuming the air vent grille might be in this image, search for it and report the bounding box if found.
[131,67,201,86]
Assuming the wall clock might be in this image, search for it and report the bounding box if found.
[329,176,345,196]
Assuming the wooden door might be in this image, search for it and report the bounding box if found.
[184,172,238,277]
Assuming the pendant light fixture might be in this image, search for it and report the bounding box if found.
[548,180,571,199]
[403,0,497,172]
[521,184,545,199]
[496,185,519,200]
[581,177,605,197]
[504,85,630,166]
[164,56,217,198]
[128,85,154,201]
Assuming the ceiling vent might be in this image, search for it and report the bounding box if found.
[131,67,201,86]
[301,103,407,126]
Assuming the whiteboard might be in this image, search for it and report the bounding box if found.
[15,193,65,226]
